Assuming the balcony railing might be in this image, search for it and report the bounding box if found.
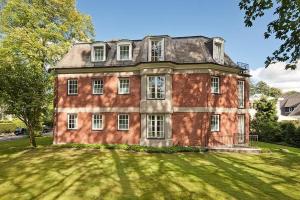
[237,62,250,75]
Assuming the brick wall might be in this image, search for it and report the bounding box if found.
[57,75,141,108]
[54,72,250,147]
[54,112,140,144]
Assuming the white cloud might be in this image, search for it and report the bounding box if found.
[250,62,300,92]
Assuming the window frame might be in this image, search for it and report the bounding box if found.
[147,76,166,100]
[67,113,78,130]
[146,114,165,139]
[211,114,220,132]
[118,114,129,131]
[286,107,294,113]
[92,113,104,131]
[238,80,245,108]
[92,79,104,95]
[149,38,165,62]
[117,42,132,61]
[118,78,130,95]
[211,76,220,94]
[67,79,78,95]
[91,43,106,62]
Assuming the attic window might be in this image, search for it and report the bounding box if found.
[149,39,164,61]
[212,37,224,64]
[92,43,106,62]
[117,42,132,61]
[215,43,222,61]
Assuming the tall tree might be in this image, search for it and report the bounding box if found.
[252,80,282,98]
[251,97,281,142]
[239,0,300,69]
[0,0,94,147]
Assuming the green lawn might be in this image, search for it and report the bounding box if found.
[0,137,300,200]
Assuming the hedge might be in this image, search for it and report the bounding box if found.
[56,143,207,154]
[0,119,26,133]
[0,123,17,133]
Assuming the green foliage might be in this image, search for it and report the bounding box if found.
[251,98,300,147]
[251,81,282,98]
[57,143,206,154]
[0,123,16,133]
[0,119,26,133]
[279,121,300,147]
[251,97,281,142]
[0,0,94,146]
[239,0,300,69]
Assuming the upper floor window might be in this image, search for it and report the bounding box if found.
[67,79,78,95]
[67,113,78,130]
[149,39,164,61]
[92,114,103,130]
[93,80,103,94]
[238,80,245,108]
[117,42,132,61]
[91,43,106,62]
[118,78,130,94]
[211,77,220,94]
[147,76,165,99]
[211,114,220,132]
[118,114,129,130]
[147,115,165,139]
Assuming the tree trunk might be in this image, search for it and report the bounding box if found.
[28,126,37,147]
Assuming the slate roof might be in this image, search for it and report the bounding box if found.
[54,35,238,69]
[280,93,300,116]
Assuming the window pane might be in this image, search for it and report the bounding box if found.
[68,114,77,129]
[147,115,165,138]
[92,114,103,130]
[238,81,245,108]
[94,46,104,61]
[147,76,165,99]
[119,78,130,94]
[118,114,129,130]
[93,80,103,94]
[211,77,219,94]
[68,80,78,95]
[120,45,129,60]
[211,115,219,132]
[151,40,163,61]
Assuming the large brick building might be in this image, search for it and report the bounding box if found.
[52,35,250,147]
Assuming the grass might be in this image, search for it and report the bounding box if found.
[0,138,299,200]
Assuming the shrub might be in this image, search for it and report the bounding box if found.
[280,121,296,144]
[252,119,282,142]
[0,123,17,133]
[0,118,26,133]
[56,143,206,154]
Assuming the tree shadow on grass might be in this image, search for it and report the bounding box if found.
[167,153,295,200]
[111,150,138,200]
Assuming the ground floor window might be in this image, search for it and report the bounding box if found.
[211,114,220,132]
[237,114,245,143]
[92,114,103,130]
[67,113,77,130]
[118,114,129,130]
[147,115,165,138]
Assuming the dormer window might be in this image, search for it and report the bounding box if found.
[117,42,132,61]
[149,38,164,61]
[91,43,106,62]
[212,37,224,64]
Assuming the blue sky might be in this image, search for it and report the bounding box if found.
[77,0,280,70]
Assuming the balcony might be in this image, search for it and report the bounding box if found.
[237,62,250,75]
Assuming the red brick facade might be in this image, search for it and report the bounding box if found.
[54,71,250,147]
